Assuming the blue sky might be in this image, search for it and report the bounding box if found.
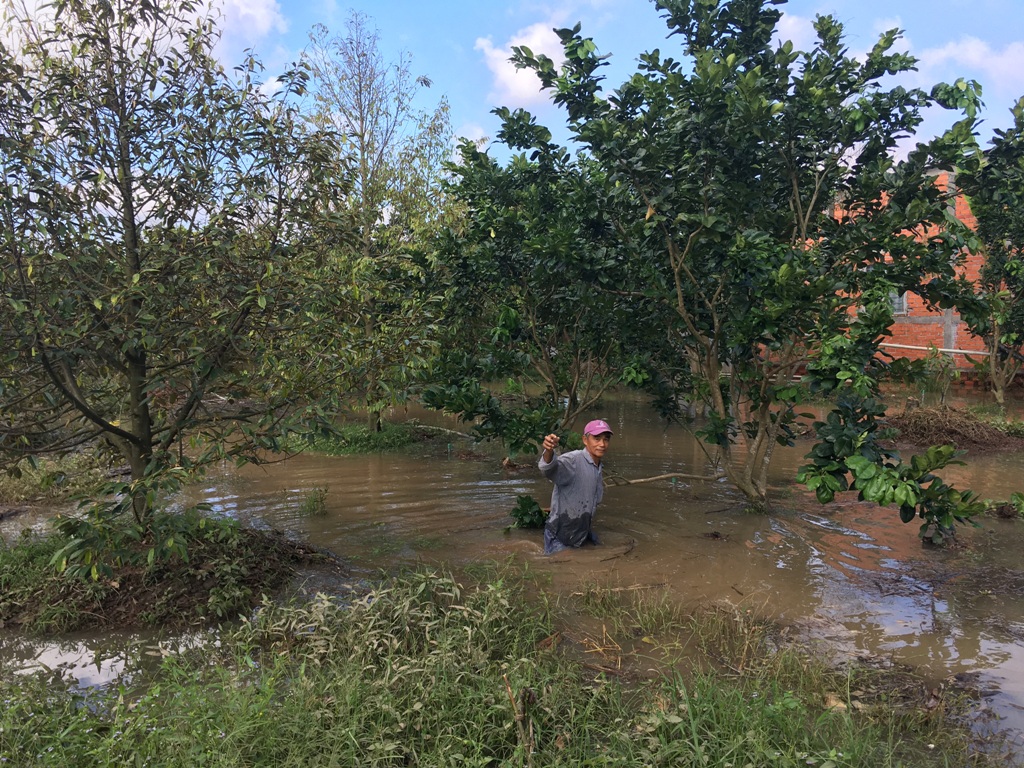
[215,0,1023,152]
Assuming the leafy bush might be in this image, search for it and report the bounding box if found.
[510,494,546,528]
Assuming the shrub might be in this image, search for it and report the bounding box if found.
[509,494,546,528]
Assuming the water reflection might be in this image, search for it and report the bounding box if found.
[0,629,211,690]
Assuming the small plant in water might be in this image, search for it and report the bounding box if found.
[503,377,525,396]
[919,345,960,405]
[298,487,329,517]
[1006,492,1024,518]
[509,494,546,529]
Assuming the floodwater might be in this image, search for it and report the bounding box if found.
[4,392,1024,756]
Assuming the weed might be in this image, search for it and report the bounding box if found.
[410,534,445,550]
[1012,492,1024,517]
[503,377,525,396]
[0,569,1004,767]
[1001,420,1024,438]
[0,514,311,632]
[0,531,99,634]
[571,580,679,631]
[297,486,328,517]
[288,423,421,456]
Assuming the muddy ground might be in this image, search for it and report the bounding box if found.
[887,405,1024,453]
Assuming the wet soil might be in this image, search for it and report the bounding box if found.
[887,405,1024,453]
[0,505,32,523]
[2,528,347,632]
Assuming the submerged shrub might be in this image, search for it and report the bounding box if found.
[297,486,329,517]
[509,494,546,529]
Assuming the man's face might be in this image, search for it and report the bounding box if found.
[583,432,612,462]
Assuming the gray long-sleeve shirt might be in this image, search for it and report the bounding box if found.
[538,448,603,550]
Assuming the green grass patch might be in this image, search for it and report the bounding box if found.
[0,569,1003,767]
[288,422,423,455]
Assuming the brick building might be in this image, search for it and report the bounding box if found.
[881,172,990,374]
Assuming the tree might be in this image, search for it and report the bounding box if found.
[303,13,454,430]
[957,96,1024,407]
[498,0,985,538]
[0,0,353,569]
[425,110,640,453]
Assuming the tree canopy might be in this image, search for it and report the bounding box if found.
[425,111,647,452]
[957,97,1024,407]
[303,13,454,429]
[0,0,354,568]
[441,0,986,539]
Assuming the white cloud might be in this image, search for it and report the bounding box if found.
[774,11,818,52]
[918,37,1024,98]
[871,16,904,37]
[475,20,567,107]
[456,122,489,144]
[776,11,912,61]
[208,0,289,67]
[213,0,288,39]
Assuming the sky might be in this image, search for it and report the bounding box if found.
[191,1,1024,152]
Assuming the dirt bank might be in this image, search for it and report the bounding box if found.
[887,405,1024,453]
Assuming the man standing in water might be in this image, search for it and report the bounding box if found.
[538,419,613,554]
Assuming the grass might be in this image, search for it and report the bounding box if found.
[0,530,105,633]
[0,451,110,504]
[297,486,329,517]
[0,567,1006,767]
[288,423,423,456]
[567,579,690,639]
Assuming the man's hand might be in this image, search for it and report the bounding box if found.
[542,433,559,463]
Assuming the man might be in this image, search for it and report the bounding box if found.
[538,419,613,554]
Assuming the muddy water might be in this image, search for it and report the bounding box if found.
[4,392,1024,753]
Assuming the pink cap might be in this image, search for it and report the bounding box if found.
[583,419,613,436]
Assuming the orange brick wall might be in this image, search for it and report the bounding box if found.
[883,172,990,372]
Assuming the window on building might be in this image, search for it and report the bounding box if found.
[891,291,909,316]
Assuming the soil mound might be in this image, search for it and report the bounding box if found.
[2,528,347,633]
[887,405,1024,453]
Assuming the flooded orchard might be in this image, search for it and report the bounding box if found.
[4,392,1024,756]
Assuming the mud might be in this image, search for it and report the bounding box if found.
[887,404,1024,452]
